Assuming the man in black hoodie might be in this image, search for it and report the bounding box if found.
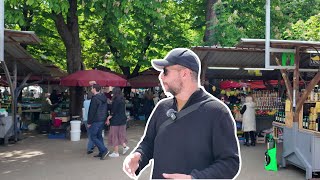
[87,84,109,160]
[123,48,241,179]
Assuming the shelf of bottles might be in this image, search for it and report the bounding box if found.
[275,110,286,124]
[304,85,320,103]
[301,85,320,132]
[302,104,320,132]
[252,90,282,111]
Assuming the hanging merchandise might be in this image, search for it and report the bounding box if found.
[310,54,320,66]
[212,86,216,92]
[282,53,295,66]
[265,134,278,171]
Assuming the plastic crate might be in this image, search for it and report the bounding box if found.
[48,133,66,139]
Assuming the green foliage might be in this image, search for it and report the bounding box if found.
[283,13,320,41]
[82,0,199,75]
[5,0,202,76]
[5,0,67,69]
[212,0,320,46]
[5,0,320,74]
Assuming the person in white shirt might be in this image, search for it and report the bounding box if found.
[83,93,95,154]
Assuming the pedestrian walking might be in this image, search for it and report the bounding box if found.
[83,92,95,154]
[106,87,130,158]
[87,84,109,160]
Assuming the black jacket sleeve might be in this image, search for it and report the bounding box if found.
[240,105,247,115]
[134,105,159,175]
[87,97,98,124]
[190,107,240,179]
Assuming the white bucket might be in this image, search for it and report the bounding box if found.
[70,130,81,141]
[70,120,81,131]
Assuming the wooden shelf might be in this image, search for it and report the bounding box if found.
[304,101,318,103]
[298,128,320,136]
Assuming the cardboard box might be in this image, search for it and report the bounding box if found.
[56,116,69,122]
[256,136,266,144]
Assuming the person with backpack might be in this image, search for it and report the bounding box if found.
[123,48,240,179]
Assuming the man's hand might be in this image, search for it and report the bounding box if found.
[123,152,141,179]
[87,124,91,128]
[162,173,192,179]
[105,120,110,125]
[105,116,111,125]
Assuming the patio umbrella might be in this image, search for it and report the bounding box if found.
[60,69,127,87]
[246,80,266,89]
[128,68,160,88]
[220,80,242,89]
[128,75,160,88]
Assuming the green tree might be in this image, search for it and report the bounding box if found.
[5,0,84,116]
[210,0,320,46]
[83,0,198,77]
[282,13,320,41]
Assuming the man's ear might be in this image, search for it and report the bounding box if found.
[181,69,189,78]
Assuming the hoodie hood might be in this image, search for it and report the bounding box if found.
[95,93,107,103]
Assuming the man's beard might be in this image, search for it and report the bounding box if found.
[166,80,182,96]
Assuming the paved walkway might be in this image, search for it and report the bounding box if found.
[0,122,311,180]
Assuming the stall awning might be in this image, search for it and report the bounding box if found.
[192,41,318,80]
[2,29,65,78]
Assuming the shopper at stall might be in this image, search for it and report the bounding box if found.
[50,90,59,105]
[123,48,240,179]
[41,93,53,113]
[240,94,256,146]
[105,87,130,158]
[87,84,109,160]
[143,89,155,122]
[83,92,94,154]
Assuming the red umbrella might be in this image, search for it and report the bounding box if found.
[220,80,242,89]
[246,80,266,89]
[60,69,127,87]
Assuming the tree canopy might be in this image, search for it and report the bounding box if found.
[4,0,320,73]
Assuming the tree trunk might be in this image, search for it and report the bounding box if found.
[52,0,83,116]
[203,0,218,45]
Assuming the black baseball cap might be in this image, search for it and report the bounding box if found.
[151,48,200,73]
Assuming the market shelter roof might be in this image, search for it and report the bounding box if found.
[192,46,279,80]
[192,40,319,80]
[2,29,65,78]
[237,38,320,49]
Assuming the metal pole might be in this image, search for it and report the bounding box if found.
[0,0,4,62]
[265,0,270,68]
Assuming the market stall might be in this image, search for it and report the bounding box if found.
[193,41,320,179]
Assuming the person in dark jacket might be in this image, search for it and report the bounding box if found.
[143,89,155,123]
[123,48,241,179]
[87,84,109,160]
[106,87,130,158]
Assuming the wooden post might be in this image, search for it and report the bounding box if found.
[296,72,320,114]
[292,47,300,123]
[12,59,17,141]
[275,56,293,102]
[200,52,210,85]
